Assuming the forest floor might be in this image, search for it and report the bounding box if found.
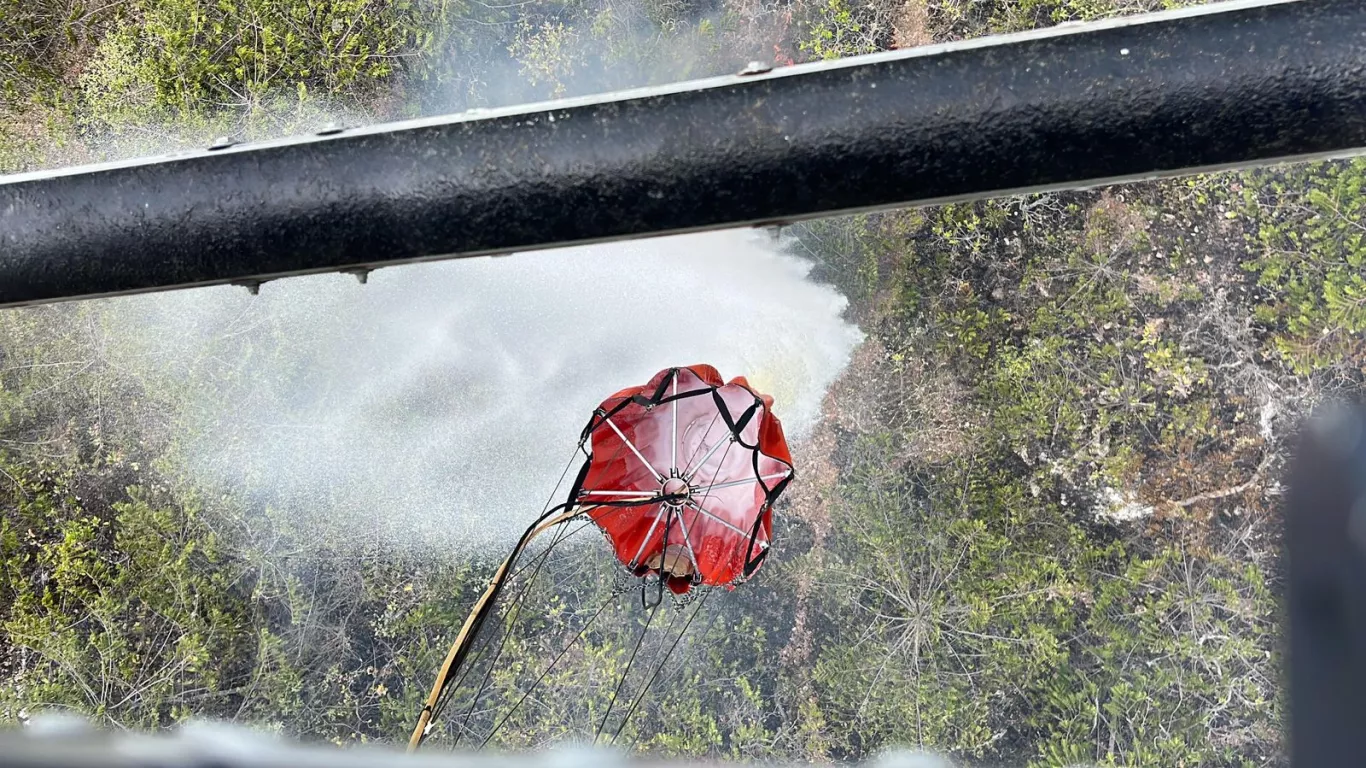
[5,1,1363,766]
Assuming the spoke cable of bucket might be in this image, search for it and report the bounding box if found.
[500,433,638,585]
[434,446,581,740]
[694,438,734,512]
[608,588,713,745]
[452,488,580,746]
[438,474,663,739]
[505,503,637,584]
[435,514,574,732]
[593,594,662,744]
[680,412,721,478]
[413,498,594,748]
[477,589,619,749]
[625,594,729,752]
[681,437,736,560]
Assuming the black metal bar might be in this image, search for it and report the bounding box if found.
[3,0,1365,307]
[1287,401,1366,768]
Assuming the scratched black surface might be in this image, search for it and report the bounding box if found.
[2,0,1366,306]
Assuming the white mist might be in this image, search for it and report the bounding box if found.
[118,229,862,553]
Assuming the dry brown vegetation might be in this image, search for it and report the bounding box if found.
[6,0,1355,765]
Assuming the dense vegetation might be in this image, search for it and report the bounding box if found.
[3,0,1360,765]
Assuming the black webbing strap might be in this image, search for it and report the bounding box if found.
[642,505,676,609]
[565,456,592,506]
[710,389,764,450]
[741,506,770,578]
[648,368,676,405]
[742,447,793,577]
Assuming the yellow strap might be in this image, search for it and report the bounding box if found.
[407,506,587,751]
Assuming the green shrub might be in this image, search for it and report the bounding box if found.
[1243,159,1366,374]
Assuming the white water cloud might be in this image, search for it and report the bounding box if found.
[119,229,862,553]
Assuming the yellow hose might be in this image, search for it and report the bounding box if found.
[407,507,587,751]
